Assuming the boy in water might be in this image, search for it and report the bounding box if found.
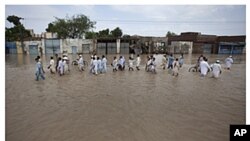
[179,53,184,68]
[146,57,152,72]
[199,57,211,77]
[161,54,167,70]
[225,56,233,70]
[35,57,45,81]
[93,57,98,75]
[101,55,107,73]
[128,57,134,71]
[210,60,222,78]
[151,57,157,74]
[172,58,180,76]
[112,56,118,72]
[167,54,174,69]
[97,57,102,73]
[48,56,55,74]
[58,57,64,76]
[136,54,141,70]
[78,55,84,71]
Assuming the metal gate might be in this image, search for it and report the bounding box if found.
[6,42,17,54]
[82,44,90,54]
[107,43,117,54]
[45,39,60,54]
[97,43,106,55]
[120,43,129,54]
[29,45,38,55]
[72,46,77,54]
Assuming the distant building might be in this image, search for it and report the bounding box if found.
[5,30,246,55]
[168,32,245,54]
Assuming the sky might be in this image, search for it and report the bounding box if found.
[5,5,246,37]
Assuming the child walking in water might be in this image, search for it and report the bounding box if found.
[112,56,118,72]
[101,55,107,73]
[128,57,134,71]
[136,54,141,70]
[225,56,233,70]
[48,56,55,74]
[57,57,64,76]
[210,60,222,78]
[35,57,45,81]
[179,53,184,68]
[172,58,180,76]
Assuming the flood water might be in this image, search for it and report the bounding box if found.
[6,53,245,141]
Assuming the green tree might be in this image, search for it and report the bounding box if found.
[85,31,97,39]
[110,27,123,38]
[5,15,31,41]
[122,34,131,38]
[166,31,177,37]
[46,14,96,39]
[97,28,110,38]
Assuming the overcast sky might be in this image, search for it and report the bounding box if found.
[5,5,246,36]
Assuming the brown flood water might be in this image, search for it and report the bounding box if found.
[6,54,245,141]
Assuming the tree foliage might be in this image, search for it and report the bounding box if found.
[97,28,110,38]
[85,31,97,39]
[46,14,96,39]
[85,27,123,39]
[166,31,177,37]
[110,27,123,38]
[5,15,31,41]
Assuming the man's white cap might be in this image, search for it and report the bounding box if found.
[63,57,68,60]
[216,60,220,63]
[79,55,82,57]
[229,55,232,58]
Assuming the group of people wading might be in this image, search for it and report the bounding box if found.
[35,53,234,81]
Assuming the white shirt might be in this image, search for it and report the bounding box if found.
[200,61,211,75]
[136,57,141,66]
[78,57,83,65]
[225,57,233,68]
[50,59,54,67]
[93,60,98,69]
[129,59,134,67]
[211,63,222,78]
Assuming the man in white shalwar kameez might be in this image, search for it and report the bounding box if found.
[48,56,55,74]
[93,57,98,75]
[225,56,233,70]
[101,55,107,73]
[63,56,69,74]
[78,55,84,71]
[112,56,118,72]
[136,54,141,70]
[199,57,211,77]
[97,57,102,73]
[210,60,222,78]
[172,58,180,76]
[57,57,64,76]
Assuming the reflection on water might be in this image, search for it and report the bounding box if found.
[6,54,245,141]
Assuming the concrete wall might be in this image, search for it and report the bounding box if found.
[23,40,43,55]
[61,39,94,54]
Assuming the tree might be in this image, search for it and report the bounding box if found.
[110,27,123,38]
[166,31,177,37]
[46,14,96,39]
[5,15,31,42]
[85,31,97,39]
[97,28,110,38]
[122,34,131,38]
